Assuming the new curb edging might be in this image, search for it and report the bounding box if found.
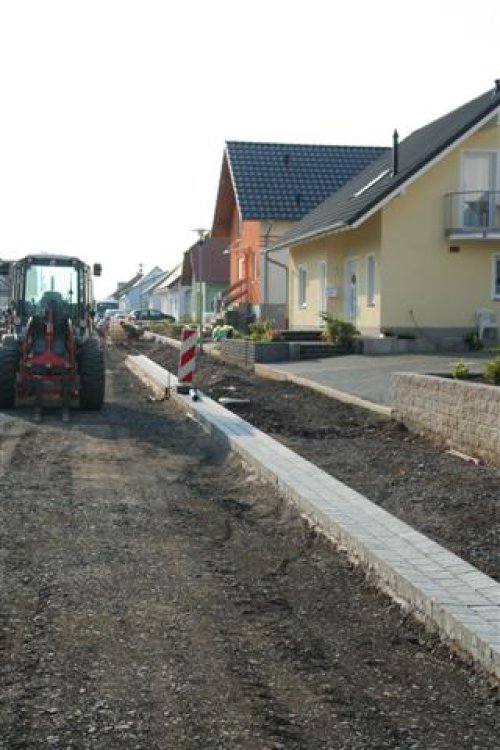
[142,330,390,416]
[126,353,500,680]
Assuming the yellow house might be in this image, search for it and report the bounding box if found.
[272,80,500,346]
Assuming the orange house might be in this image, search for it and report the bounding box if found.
[211,141,387,326]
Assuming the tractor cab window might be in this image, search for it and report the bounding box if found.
[25,263,79,319]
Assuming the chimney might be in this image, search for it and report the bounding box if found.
[392,129,399,177]
[496,79,500,95]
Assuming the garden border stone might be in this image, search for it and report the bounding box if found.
[392,372,500,464]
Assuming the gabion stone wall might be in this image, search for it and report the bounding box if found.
[217,340,256,368]
[391,373,500,464]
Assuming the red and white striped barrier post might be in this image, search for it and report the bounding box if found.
[177,326,198,394]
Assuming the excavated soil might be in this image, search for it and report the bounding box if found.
[142,340,500,583]
[1,346,500,750]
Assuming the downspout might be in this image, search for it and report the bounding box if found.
[263,223,290,329]
[267,254,289,329]
[263,222,273,311]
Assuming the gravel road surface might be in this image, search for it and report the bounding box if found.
[1,347,499,749]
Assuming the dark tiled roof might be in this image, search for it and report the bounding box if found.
[277,83,500,247]
[226,141,388,221]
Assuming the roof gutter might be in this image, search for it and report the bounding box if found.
[269,221,347,252]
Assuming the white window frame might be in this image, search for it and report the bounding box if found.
[460,150,500,230]
[318,260,327,318]
[366,253,376,307]
[298,265,307,308]
[461,149,500,191]
[491,253,500,299]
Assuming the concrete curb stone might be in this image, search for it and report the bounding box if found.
[142,330,391,416]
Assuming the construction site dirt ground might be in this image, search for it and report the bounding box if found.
[1,345,500,750]
[141,340,500,584]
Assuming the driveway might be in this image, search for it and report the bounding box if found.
[261,353,488,406]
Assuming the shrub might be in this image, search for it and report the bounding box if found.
[248,319,282,342]
[451,361,469,380]
[320,313,359,348]
[148,321,185,339]
[483,357,500,385]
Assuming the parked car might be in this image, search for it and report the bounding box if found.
[128,309,175,322]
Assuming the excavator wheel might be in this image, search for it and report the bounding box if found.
[0,343,19,408]
[79,337,105,410]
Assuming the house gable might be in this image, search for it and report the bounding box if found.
[222,141,388,223]
[278,82,500,249]
[211,140,388,310]
[288,111,500,336]
[379,116,500,331]
[212,153,239,238]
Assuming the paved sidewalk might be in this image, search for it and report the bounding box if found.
[127,353,500,680]
[258,353,488,406]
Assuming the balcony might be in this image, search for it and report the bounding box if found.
[445,191,500,238]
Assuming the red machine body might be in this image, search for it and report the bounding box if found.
[18,307,78,404]
[0,254,104,412]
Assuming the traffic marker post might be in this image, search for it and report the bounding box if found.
[177,326,198,394]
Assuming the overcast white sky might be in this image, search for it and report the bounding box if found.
[1,0,499,297]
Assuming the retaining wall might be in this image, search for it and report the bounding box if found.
[217,340,292,366]
[362,337,436,355]
[392,373,500,463]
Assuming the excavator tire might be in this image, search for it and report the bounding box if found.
[0,343,18,408]
[79,337,105,410]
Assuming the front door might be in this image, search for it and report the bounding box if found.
[344,258,358,322]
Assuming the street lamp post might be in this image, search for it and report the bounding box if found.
[191,228,209,352]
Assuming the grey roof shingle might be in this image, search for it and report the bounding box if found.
[275,83,500,247]
[226,141,388,221]
[110,272,143,300]
[143,270,172,295]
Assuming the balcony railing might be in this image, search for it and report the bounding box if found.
[445,191,500,236]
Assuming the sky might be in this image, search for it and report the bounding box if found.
[1,0,499,298]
